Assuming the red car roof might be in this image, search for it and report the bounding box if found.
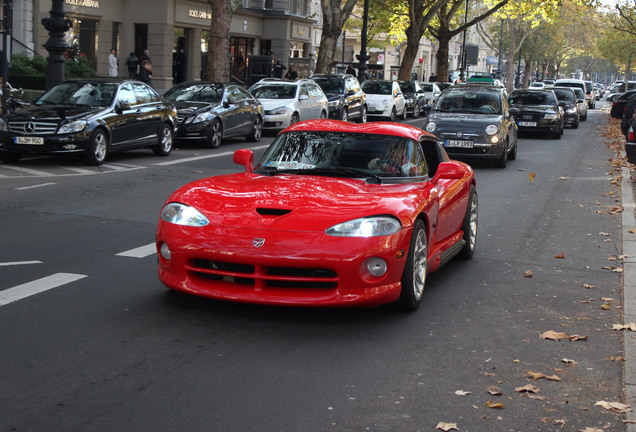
[282,119,435,141]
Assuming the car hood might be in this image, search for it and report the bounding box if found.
[8,104,106,121]
[172,100,217,114]
[428,111,503,126]
[165,173,427,231]
[259,99,295,110]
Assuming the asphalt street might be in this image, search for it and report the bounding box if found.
[0,105,631,431]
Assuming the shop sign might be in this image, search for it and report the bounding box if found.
[176,1,213,25]
[188,9,211,20]
[65,0,99,7]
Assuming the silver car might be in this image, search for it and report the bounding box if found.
[248,79,328,130]
[572,87,588,121]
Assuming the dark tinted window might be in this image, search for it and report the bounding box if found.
[553,89,576,102]
[361,81,392,95]
[164,83,224,103]
[509,91,556,106]
[36,81,119,107]
[313,77,344,93]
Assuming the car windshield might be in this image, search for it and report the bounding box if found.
[553,89,575,102]
[434,91,502,114]
[313,78,343,94]
[255,131,426,178]
[361,81,392,95]
[36,82,118,107]
[420,83,435,92]
[573,88,585,99]
[399,82,415,93]
[164,84,224,103]
[509,91,556,106]
[249,84,297,99]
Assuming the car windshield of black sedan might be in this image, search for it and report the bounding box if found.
[36,82,118,107]
[312,77,343,94]
[552,89,575,103]
[399,82,415,94]
[163,84,223,103]
[249,84,297,99]
[435,91,501,114]
[255,131,427,178]
[509,91,556,106]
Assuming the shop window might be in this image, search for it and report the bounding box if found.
[289,42,303,58]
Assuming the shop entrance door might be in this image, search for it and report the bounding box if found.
[173,28,188,84]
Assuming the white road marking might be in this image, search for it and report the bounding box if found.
[116,243,156,258]
[1,165,52,176]
[0,273,87,307]
[0,260,43,267]
[64,167,95,174]
[153,144,270,166]
[15,182,57,190]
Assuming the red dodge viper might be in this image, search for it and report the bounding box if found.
[156,120,477,310]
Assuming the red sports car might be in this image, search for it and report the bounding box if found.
[156,120,477,310]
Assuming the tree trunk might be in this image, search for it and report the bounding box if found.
[315,24,339,74]
[398,26,420,81]
[314,0,357,75]
[206,0,232,82]
[523,57,532,87]
[436,31,452,83]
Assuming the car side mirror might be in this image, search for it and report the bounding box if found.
[233,149,254,173]
[347,90,355,96]
[117,101,131,112]
[432,162,466,182]
[299,94,309,101]
[508,107,519,115]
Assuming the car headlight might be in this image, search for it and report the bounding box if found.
[328,100,340,107]
[160,202,209,226]
[191,112,209,123]
[325,216,401,237]
[57,120,87,134]
[485,124,499,135]
[0,118,6,132]
[269,106,287,115]
[565,107,577,114]
[425,122,436,133]
[544,113,558,120]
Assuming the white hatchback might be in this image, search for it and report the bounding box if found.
[361,80,407,122]
[248,79,328,130]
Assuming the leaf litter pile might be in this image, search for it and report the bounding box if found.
[433,117,634,431]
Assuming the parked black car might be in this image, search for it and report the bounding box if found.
[424,84,518,168]
[551,86,580,128]
[611,90,636,119]
[163,82,263,148]
[398,81,429,118]
[621,97,636,137]
[508,89,564,139]
[310,74,367,122]
[0,79,176,165]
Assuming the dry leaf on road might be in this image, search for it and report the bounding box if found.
[455,390,471,396]
[523,270,533,277]
[436,422,458,431]
[515,384,540,393]
[540,330,569,340]
[486,400,505,409]
[595,401,632,413]
[487,386,502,395]
[554,252,565,259]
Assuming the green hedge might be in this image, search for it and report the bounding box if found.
[8,53,101,90]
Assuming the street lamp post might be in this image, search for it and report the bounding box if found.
[459,0,469,82]
[356,0,370,83]
[41,0,72,90]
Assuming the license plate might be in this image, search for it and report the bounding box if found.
[445,139,474,148]
[518,121,537,127]
[15,136,44,145]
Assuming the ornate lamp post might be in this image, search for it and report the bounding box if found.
[356,0,370,83]
[41,0,72,90]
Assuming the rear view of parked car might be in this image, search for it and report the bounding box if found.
[248,78,328,131]
[164,82,263,148]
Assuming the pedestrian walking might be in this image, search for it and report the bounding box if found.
[346,64,356,75]
[125,52,138,79]
[174,48,187,83]
[108,49,118,77]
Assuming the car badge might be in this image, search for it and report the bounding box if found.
[24,122,35,133]
[253,238,265,248]
[456,131,463,138]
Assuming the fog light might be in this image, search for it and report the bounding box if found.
[366,257,387,277]
[160,243,171,260]
[63,144,79,150]
[490,136,500,144]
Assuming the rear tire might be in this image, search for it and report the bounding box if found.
[396,220,427,311]
[341,108,348,122]
[358,106,368,123]
[246,116,262,142]
[412,104,420,118]
[389,107,397,122]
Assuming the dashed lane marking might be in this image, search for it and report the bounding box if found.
[15,182,57,190]
[116,243,156,258]
[153,144,270,166]
[0,273,87,307]
[0,260,43,266]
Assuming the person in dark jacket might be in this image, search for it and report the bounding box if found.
[125,52,138,79]
[274,59,286,78]
[174,48,186,83]
[285,66,298,80]
[137,59,152,86]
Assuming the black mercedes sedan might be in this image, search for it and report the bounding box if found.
[164,82,263,148]
[0,79,177,165]
[423,84,518,168]
[311,74,367,123]
[508,89,564,139]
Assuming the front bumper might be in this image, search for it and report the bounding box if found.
[262,113,292,130]
[0,130,91,155]
[438,137,506,160]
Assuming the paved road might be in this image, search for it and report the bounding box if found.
[0,108,628,431]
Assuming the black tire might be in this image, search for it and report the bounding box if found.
[396,219,428,311]
[581,112,587,121]
[494,147,507,168]
[208,119,222,148]
[84,129,108,165]
[340,108,348,122]
[152,123,173,156]
[507,139,517,161]
[401,106,407,120]
[0,152,21,163]
[572,117,580,129]
[246,116,262,142]
[412,103,420,118]
[389,107,397,122]
[290,113,300,125]
[458,186,478,260]
[358,105,368,123]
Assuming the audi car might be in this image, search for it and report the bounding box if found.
[508,89,564,139]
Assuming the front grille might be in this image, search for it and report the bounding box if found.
[8,121,59,135]
[188,259,338,289]
[176,115,185,125]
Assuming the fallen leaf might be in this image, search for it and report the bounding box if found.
[486,400,505,409]
[613,267,624,273]
[481,372,496,377]
[554,419,566,426]
[600,302,611,310]
[579,428,603,432]
[523,270,533,277]
[455,390,471,396]
[612,323,636,331]
[562,358,577,365]
[540,330,569,341]
[606,356,626,362]
[559,176,569,180]
[529,172,536,181]
[545,375,562,381]
[487,386,502,395]
[554,252,565,259]
[513,359,520,363]
[595,400,632,413]
[583,283,594,289]
[515,384,540,393]
[601,297,616,301]
[599,232,611,236]
[436,422,458,431]
[526,371,545,380]
[569,335,588,341]
[629,229,636,234]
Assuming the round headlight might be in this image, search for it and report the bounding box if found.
[425,122,436,133]
[485,124,498,135]
[160,242,171,260]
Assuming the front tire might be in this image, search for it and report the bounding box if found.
[208,119,222,148]
[246,116,262,142]
[396,219,428,311]
[389,107,397,122]
[358,105,368,123]
[152,123,173,156]
[494,147,507,168]
[290,113,300,125]
[412,103,420,118]
[84,129,108,165]
[458,186,478,259]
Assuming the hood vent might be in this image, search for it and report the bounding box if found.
[256,207,293,225]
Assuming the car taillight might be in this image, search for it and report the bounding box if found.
[630,128,634,141]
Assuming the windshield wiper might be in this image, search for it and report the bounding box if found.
[266,167,382,183]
